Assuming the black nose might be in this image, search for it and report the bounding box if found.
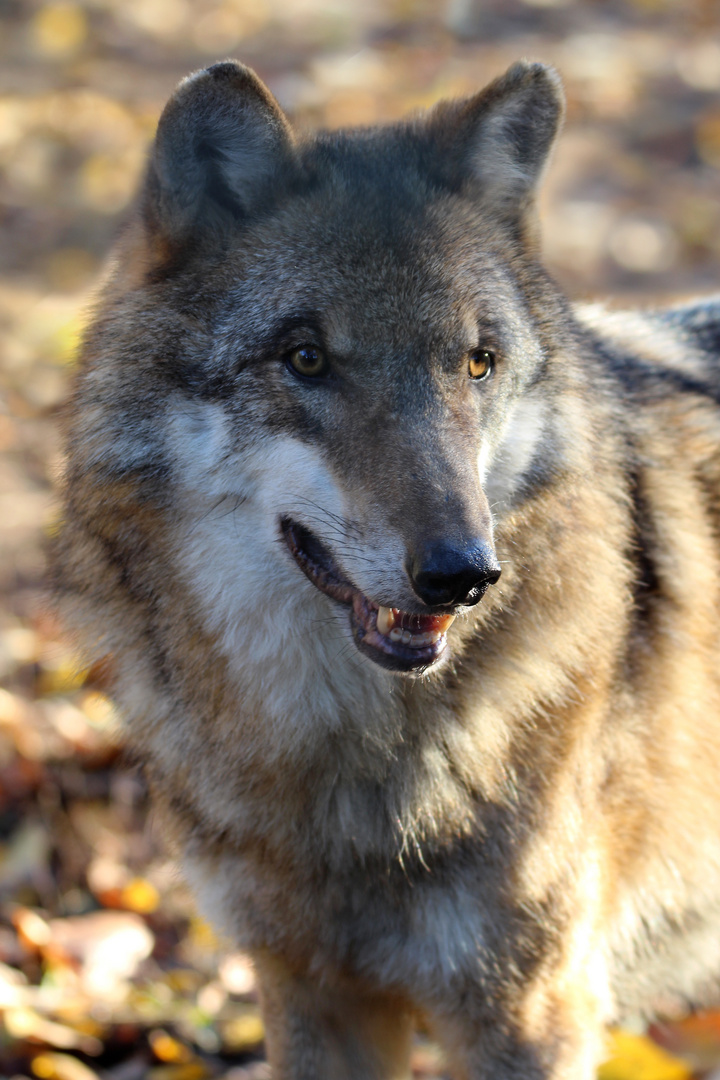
[408,540,501,609]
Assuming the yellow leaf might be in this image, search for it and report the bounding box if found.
[6,1008,102,1055]
[38,655,87,695]
[219,1010,265,1051]
[147,1066,210,1080]
[187,916,219,952]
[13,906,52,948]
[32,4,87,57]
[31,1053,100,1080]
[80,691,119,731]
[164,968,204,995]
[149,1029,193,1064]
[598,1030,692,1080]
[121,877,160,914]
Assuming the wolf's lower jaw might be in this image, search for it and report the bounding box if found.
[280,517,455,673]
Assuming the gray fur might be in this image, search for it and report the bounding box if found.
[53,60,720,1079]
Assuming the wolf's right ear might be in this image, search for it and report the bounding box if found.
[142,62,294,252]
[430,61,564,214]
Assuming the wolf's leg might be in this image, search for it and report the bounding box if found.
[256,953,414,1080]
[429,978,606,1080]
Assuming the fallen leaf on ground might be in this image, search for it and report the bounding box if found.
[147,1065,211,1080]
[4,1005,103,1054]
[599,1030,692,1080]
[218,1010,265,1053]
[149,1029,194,1064]
[31,1051,100,1080]
[651,1012,720,1071]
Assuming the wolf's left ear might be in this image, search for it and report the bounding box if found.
[142,61,294,252]
[431,61,564,211]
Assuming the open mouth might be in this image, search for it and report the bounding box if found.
[280,517,455,673]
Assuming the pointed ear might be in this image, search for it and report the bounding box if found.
[142,61,294,252]
[431,61,564,211]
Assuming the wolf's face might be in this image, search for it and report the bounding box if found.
[126,61,564,676]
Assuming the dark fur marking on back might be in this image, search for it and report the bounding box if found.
[592,335,720,405]
[623,465,662,680]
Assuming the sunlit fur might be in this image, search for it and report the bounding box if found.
[53,59,720,1079]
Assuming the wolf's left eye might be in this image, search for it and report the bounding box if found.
[468,349,495,381]
[286,346,329,380]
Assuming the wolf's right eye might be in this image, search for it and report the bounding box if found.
[468,348,495,381]
[286,346,329,380]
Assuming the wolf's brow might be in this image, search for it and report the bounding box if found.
[259,311,326,353]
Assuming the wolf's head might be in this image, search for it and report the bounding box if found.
[81,61,566,679]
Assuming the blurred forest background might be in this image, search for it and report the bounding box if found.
[3,0,720,1077]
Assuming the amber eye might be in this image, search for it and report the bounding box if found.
[468,348,495,381]
[286,346,328,379]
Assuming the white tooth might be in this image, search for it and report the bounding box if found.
[376,606,394,635]
[401,630,412,644]
[389,627,403,642]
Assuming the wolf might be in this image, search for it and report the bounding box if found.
[53,58,720,1078]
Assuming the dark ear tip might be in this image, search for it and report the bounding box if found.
[158,59,292,146]
[146,59,293,251]
[202,60,267,93]
[205,60,247,79]
[503,59,565,107]
[177,59,270,99]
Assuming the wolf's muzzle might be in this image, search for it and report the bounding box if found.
[407,540,501,609]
